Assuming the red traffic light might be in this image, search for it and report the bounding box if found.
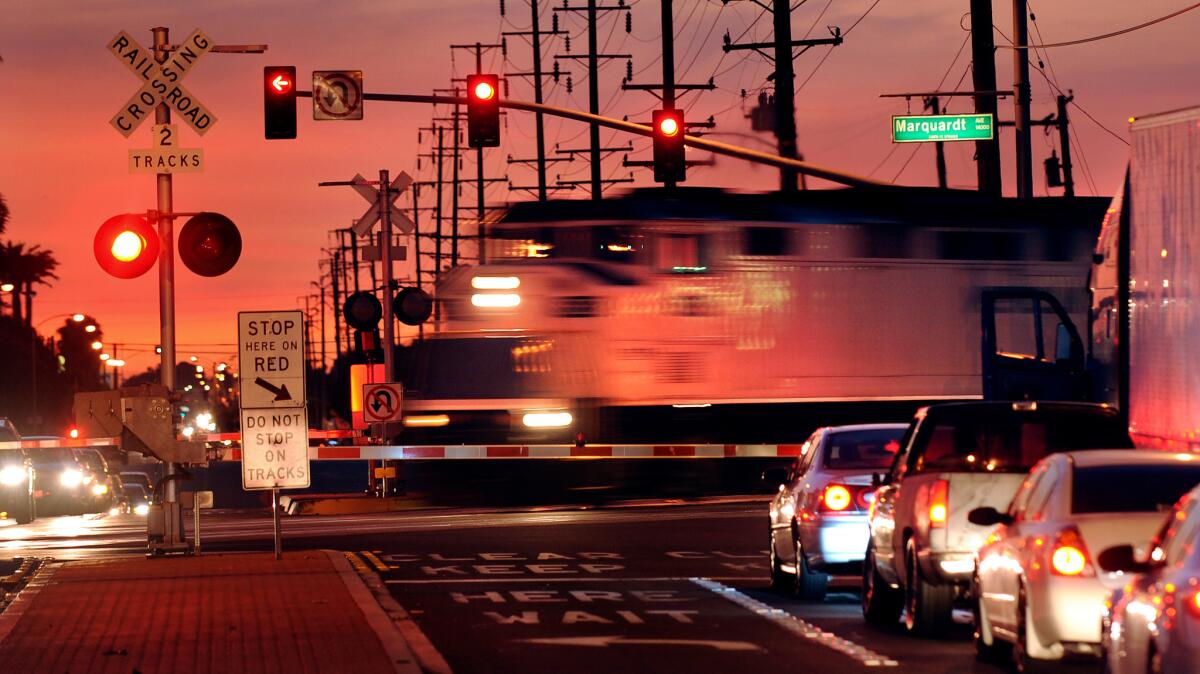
[264,65,298,139]
[658,116,680,137]
[94,214,159,279]
[269,73,293,94]
[466,74,501,148]
[179,212,242,277]
[472,80,496,101]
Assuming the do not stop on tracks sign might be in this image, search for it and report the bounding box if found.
[238,310,309,490]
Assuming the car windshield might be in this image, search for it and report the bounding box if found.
[26,447,76,463]
[0,449,24,464]
[124,484,148,500]
[1073,464,1200,514]
[0,427,18,442]
[823,428,904,469]
[914,407,1133,473]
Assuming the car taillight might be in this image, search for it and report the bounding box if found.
[929,479,948,527]
[1185,589,1200,619]
[1050,527,1094,577]
[823,485,852,512]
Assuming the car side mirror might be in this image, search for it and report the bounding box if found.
[761,467,788,488]
[1097,544,1152,574]
[968,506,1014,527]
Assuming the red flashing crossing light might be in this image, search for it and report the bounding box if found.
[263,66,297,139]
[652,108,686,183]
[179,212,242,277]
[94,214,159,279]
[467,73,501,148]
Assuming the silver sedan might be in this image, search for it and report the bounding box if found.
[766,423,907,600]
[1101,479,1200,674]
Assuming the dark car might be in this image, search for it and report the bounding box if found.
[123,483,151,516]
[0,419,35,524]
[74,447,118,511]
[27,446,91,515]
[863,401,1134,636]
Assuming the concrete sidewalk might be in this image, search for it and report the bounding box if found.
[0,550,423,674]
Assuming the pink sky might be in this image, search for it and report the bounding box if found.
[1,0,1195,374]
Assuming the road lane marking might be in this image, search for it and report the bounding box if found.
[519,635,765,651]
[690,578,900,668]
[383,576,759,584]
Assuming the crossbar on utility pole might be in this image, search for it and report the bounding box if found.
[502,0,568,201]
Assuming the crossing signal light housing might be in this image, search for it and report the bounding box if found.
[393,287,433,326]
[94,214,159,279]
[179,212,242,277]
[652,108,686,183]
[467,74,501,148]
[343,291,383,331]
[263,65,297,139]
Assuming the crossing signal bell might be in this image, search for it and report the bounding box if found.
[467,74,500,148]
[652,109,686,183]
[263,66,297,139]
[94,214,159,279]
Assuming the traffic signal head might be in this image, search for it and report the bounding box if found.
[94,214,159,279]
[264,66,297,139]
[179,212,242,277]
[466,74,501,148]
[652,108,686,183]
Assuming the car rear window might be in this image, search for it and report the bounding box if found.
[1073,464,1200,514]
[914,408,1132,473]
[26,447,75,463]
[823,429,904,470]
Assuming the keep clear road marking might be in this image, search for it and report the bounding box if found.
[518,635,764,652]
[691,578,900,668]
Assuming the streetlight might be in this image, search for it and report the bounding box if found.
[90,340,103,351]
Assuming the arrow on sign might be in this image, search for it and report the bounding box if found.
[271,74,291,92]
[518,636,764,652]
[253,377,293,402]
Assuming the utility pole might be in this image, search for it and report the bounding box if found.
[928,96,947,189]
[502,0,568,201]
[1056,93,1075,197]
[620,0,716,187]
[554,1,633,200]
[436,125,445,277]
[970,0,1002,196]
[723,3,842,192]
[1012,0,1033,198]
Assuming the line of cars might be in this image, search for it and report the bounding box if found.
[0,418,153,523]
[766,400,1200,673]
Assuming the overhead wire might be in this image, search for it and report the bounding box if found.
[996,2,1200,49]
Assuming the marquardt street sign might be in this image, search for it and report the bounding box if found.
[891,113,994,143]
[313,70,364,120]
[237,311,306,410]
[350,171,415,236]
[128,123,204,174]
[108,29,218,137]
[240,407,310,490]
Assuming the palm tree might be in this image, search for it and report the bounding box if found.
[0,241,59,326]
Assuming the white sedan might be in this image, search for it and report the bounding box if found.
[970,450,1200,672]
[1101,480,1200,674]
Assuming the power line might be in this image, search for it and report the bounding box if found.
[796,0,884,93]
[997,2,1200,49]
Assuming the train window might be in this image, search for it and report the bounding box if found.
[744,227,790,256]
[655,234,708,273]
[595,225,644,264]
[937,230,1025,261]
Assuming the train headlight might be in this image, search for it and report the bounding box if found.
[472,293,521,308]
[522,411,573,428]
[0,466,25,486]
[60,468,84,488]
[471,276,520,290]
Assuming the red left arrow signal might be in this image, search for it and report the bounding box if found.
[271,74,292,93]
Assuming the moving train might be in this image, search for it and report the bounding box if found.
[400,187,1108,443]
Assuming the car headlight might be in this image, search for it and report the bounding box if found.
[0,465,25,486]
[134,503,150,516]
[60,468,84,488]
[91,483,109,496]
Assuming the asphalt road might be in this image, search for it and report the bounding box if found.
[0,501,1096,673]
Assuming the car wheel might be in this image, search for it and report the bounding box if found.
[12,494,35,525]
[769,531,789,591]
[973,574,1010,663]
[793,537,828,601]
[862,540,904,625]
[1013,584,1052,673]
[903,539,954,637]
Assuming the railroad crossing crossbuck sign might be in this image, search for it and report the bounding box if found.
[362,383,404,423]
[350,172,416,236]
[107,29,218,137]
[313,70,364,120]
[238,310,310,491]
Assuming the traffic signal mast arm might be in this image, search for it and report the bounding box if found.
[294,90,887,187]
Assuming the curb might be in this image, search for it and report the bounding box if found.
[285,495,435,516]
[339,551,454,674]
[0,560,58,647]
